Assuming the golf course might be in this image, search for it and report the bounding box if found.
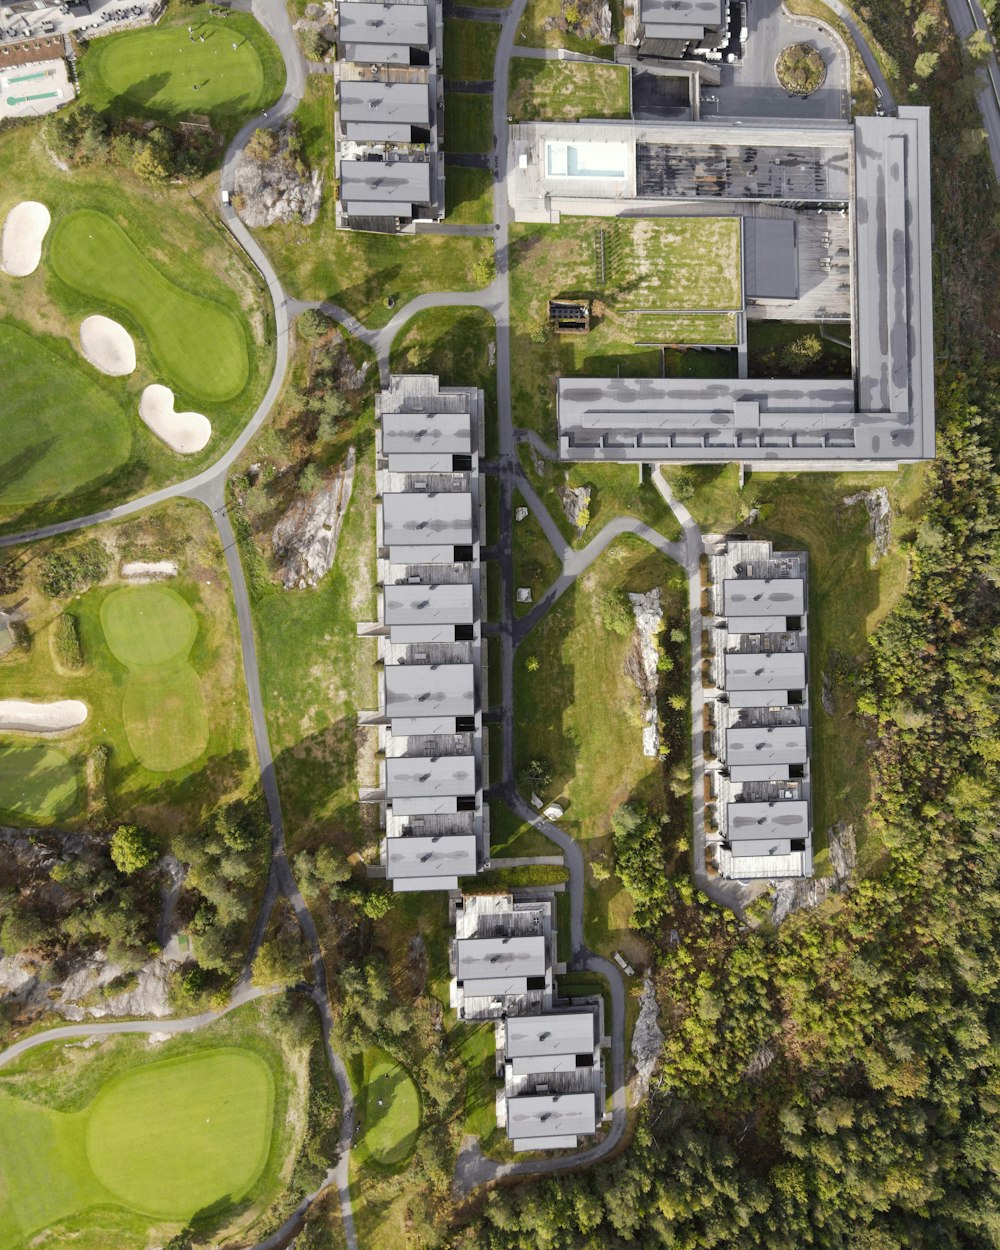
[49,209,251,405]
[79,6,285,136]
[0,1046,275,1249]
[0,742,78,824]
[358,1046,421,1167]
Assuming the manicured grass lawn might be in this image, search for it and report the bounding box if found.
[100,586,198,667]
[48,209,250,404]
[444,18,499,80]
[0,123,272,530]
[632,311,738,345]
[0,501,254,831]
[0,998,313,1250]
[513,490,562,614]
[445,164,494,224]
[489,800,560,856]
[514,536,687,965]
[449,1022,498,1139]
[358,1047,421,1167]
[661,462,929,868]
[79,4,285,137]
[0,743,78,823]
[509,217,740,439]
[508,60,631,120]
[443,91,493,153]
[0,320,132,514]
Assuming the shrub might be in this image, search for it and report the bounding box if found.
[52,613,83,670]
[0,558,23,597]
[39,539,109,599]
[519,758,552,792]
[246,126,279,163]
[600,589,634,636]
[297,308,331,341]
[779,334,822,375]
[472,254,496,286]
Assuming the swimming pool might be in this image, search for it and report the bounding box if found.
[545,140,629,180]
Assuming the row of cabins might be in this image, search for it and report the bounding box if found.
[705,539,812,879]
[357,375,488,890]
[450,892,606,1151]
[334,0,445,231]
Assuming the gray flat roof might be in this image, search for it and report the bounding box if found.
[389,714,468,736]
[384,663,475,716]
[338,0,429,48]
[340,80,430,126]
[382,492,473,545]
[384,583,474,625]
[724,578,805,617]
[386,835,477,879]
[385,754,476,797]
[727,800,810,840]
[505,1012,596,1058]
[727,837,794,857]
[506,1092,596,1139]
[457,935,546,982]
[340,159,431,210]
[726,726,808,765]
[744,218,798,300]
[855,109,935,459]
[382,410,472,454]
[723,652,806,691]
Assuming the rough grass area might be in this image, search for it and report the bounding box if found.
[513,491,562,614]
[509,217,740,439]
[255,76,490,322]
[0,501,255,832]
[443,18,499,80]
[0,998,314,1250]
[514,535,688,965]
[78,4,285,138]
[0,124,273,532]
[508,60,631,121]
[0,743,78,824]
[660,463,929,871]
[443,91,493,153]
[516,0,617,54]
[48,209,250,404]
[0,321,133,516]
[632,311,738,345]
[357,1047,421,1167]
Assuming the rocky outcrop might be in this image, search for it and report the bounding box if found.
[770,823,857,924]
[628,589,663,757]
[235,125,323,228]
[272,448,356,589]
[557,480,591,531]
[843,487,891,565]
[630,972,664,1101]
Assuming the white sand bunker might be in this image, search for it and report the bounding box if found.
[121,560,179,581]
[0,201,50,277]
[0,699,88,733]
[139,385,212,455]
[80,315,136,376]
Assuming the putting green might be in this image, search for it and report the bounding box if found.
[48,209,250,404]
[362,1047,421,1167]
[81,14,284,132]
[0,1046,275,1248]
[0,743,78,823]
[101,585,198,667]
[122,663,209,772]
[0,321,132,511]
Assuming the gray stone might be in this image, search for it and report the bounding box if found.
[272,448,357,589]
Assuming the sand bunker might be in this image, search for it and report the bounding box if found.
[0,699,88,733]
[121,560,179,581]
[0,201,50,277]
[138,385,212,455]
[80,314,136,376]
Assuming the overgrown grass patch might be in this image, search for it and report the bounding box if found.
[508,60,630,120]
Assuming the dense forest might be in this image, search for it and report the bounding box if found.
[444,5,1000,1248]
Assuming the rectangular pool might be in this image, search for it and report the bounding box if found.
[545,140,629,180]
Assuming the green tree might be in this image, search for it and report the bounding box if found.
[246,126,278,162]
[297,308,331,341]
[600,589,634,636]
[110,824,159,875]
[914,51,940,79]
[967,28,993,60]
[252,934,304,987]
[779,333,822,375]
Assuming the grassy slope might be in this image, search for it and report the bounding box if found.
[515,535,687,964]
[0,125,273,533]
[509,216,740,440]
[443,91,493,153]
[513,491,562,614]
[661,462,929,869]
[0,998,312,1250]
[508,60,631,120]
[443,18,500,80]
[0,500,255,833]
[78,4,285,138]
[253,76,491,323]
[355,1047,421,1167]
[48,209,250,404]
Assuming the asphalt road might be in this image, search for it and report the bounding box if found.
[943,0,1000,180]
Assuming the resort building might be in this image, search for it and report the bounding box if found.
[357,375,488,890]
[508,109,934,469]
[638,0,730,56]
[705,540,812,880]
[450,892,606,1151]
[334,0,445,231]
